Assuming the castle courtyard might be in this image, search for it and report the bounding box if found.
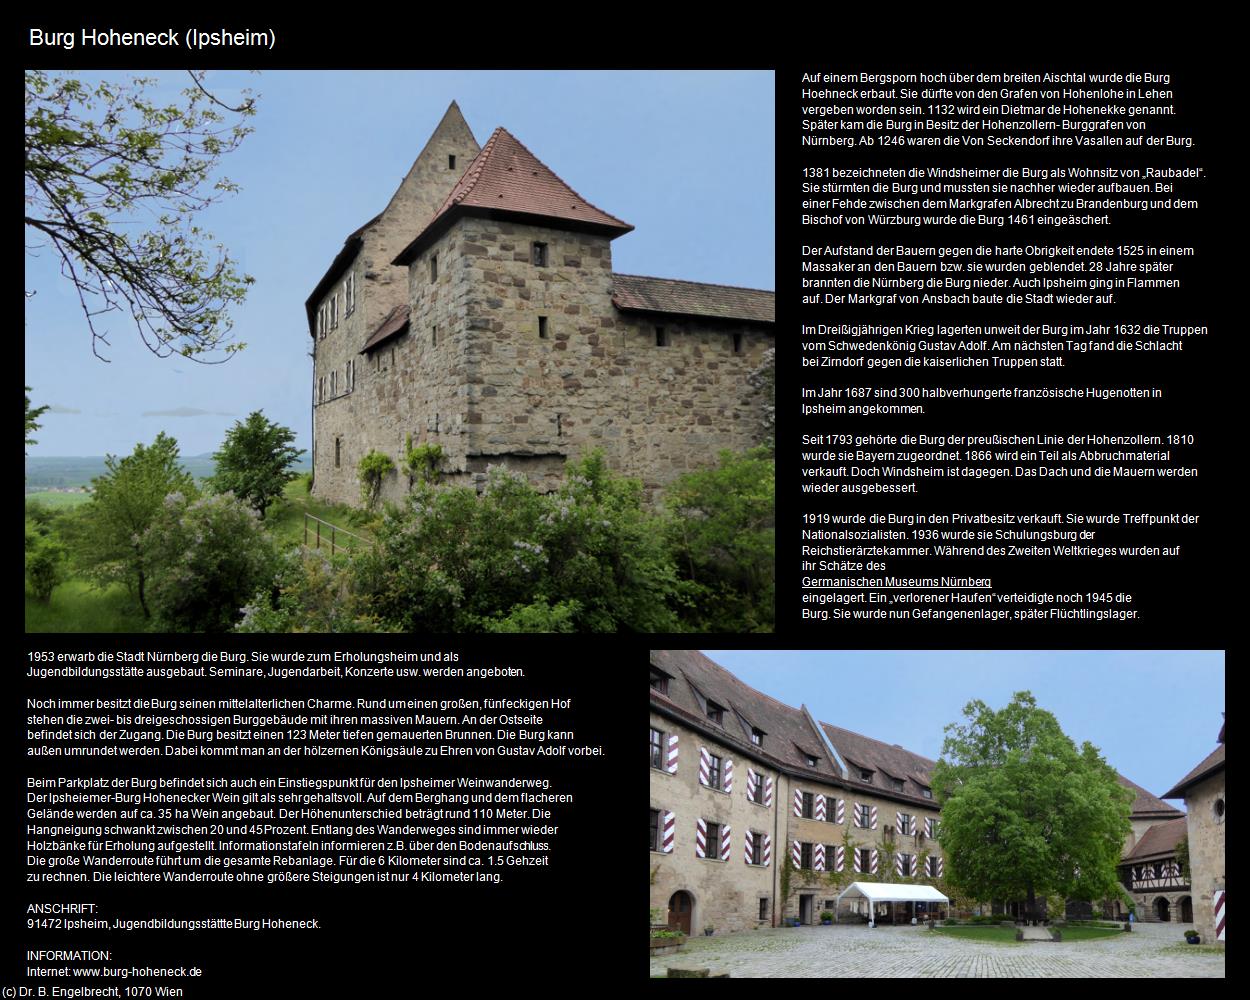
[651,920,1225,978]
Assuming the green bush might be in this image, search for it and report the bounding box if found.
[211,410,304,518]
[354,452,681,633]
[357,450,395,511]
[143,492,279,632]
[666,447,774,632]
[26,536,67,603]
[236,549,388,633]
[401,435,445,487]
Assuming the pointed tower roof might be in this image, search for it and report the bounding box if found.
[393,127,633,264]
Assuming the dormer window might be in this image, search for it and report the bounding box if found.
[706,701,724,725]
[649,669,670,695]
[889,777,904,793]
[751,728,764,746]
[921,787,933,799]
[860,768,873,782]
[805,754,818,768]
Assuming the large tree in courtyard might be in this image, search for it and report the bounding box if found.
[930,692,1132,917]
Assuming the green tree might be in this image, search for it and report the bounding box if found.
[143,491,279,632]
[25,70,255,361]
[25,535,67,603]
[666,447,775,632]
[930,692,1133,919]
[25,386,49,454]
[357,450,395,511]
[63,431,196,617]
[211,410,304,518]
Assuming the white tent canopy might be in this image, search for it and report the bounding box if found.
[834,882,950,925]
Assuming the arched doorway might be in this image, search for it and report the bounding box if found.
[668,891,694,935]
[1180,896,1193,923]
[1153,897,1170,922]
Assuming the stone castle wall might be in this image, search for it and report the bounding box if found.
[313,215,772,506]
[1185,771,1225,944]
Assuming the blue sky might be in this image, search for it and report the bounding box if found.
[25,70,775,457]
[702,650,1225,809]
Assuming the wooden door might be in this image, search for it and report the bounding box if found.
[668,891,692,935]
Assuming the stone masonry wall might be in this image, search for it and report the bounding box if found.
[1185,771,1225,944]
[649,713,779,935]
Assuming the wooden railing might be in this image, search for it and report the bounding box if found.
[302,513,371,555]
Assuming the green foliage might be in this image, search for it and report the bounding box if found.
[236,550,388,633]
[25,579,149,633]
[26,535,67,602]
[297,471,313,495]
[25,71,255,361]
[1175,836,1190,877]
[26,386,49,454]
[930,692,1133,910]
[401,435,445,487]
[62,432,197,617]
[354,452,681,632]
[142,491,278,632]
[357,450,395,511]
[665,447,774,631]
[211,410,305,518]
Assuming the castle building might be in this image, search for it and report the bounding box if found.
[1162,717,1226,944]
[649,651,947,934]
[651,651,1205,936]
[307,104,774,506]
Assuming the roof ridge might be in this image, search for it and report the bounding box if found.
[615,272,776,295]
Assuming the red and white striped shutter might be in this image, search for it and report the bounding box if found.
[896,813,904,835]
[924,817,932,837]
[724,759,734,794]
[870,849,879,875]
[870,806,878,830]
[815,843,825,871]
[937,856,944,878]
[791,840,801,867]
[746,768,757,801]
[763,833,771,867]
[662,811,675,853]
[744,830,754,865]
[853,849,862,874]
[720,824,731,861]
[1214,890,1225,941]
[698,746,711,786]
[835,845,845,872]
[836,798,845,824]
[764,776,774,808]
[895,852,904,876]
[666,733,679,774]
[816,794,826,822]
[695,818,707,858]
[794,789,803,817]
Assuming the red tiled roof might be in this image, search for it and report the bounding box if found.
[821,723,937,804]
[393,128,632,264]
[1123,817,1189,861]
[359,305,410,354]
[612,274,775,324]
[1162,744,1225,799]
[1117,774,1184,819]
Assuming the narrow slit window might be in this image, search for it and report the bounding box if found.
[733,333,743,354]
[334,438,341,469]
[430,253,438,282]
[448,154,457,170]
[538,316,549,339]
[432,325,438,347]
[656,326,669,347]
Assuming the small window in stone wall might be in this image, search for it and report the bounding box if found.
[430,253,438,282]
[538,316,549,340]
[1214,798,1225,823]
[334,438,341,469]
[759,898,768,921]
[432,326,438,347]
[733,333,743,354]
[449,154,457,170]
[656,326,669,347]
[531,242,548,267]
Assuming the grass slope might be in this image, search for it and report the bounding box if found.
[25,580,148,633]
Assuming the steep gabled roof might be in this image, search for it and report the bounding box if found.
[1117,774,1184,819]
[650,650,839,779]
[613,274,775,325]
[1123,817,1189,862]
[1162,744,1226,799]
[393,127,633,265]
[821,723,938,805]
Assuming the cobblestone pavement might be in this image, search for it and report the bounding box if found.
[651,921,1225,978]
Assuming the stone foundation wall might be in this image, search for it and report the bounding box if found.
[1185,771,1225,944]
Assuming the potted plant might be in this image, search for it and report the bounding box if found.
[704,924,715,937]
[1184,930,1200,945]
[820,910,834,925]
